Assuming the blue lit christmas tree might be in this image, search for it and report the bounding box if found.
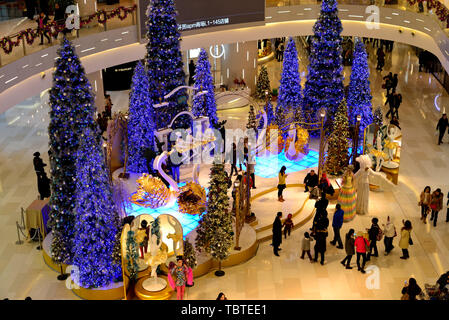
[347,39,373,134]
[258,101,275,129]
[127,61,155,173]
[47,38,95,264]
[302,0,344,123]
[145,0,190,129]
[276,37,303,129]
[73,125,121,288]
[192,49,218,127]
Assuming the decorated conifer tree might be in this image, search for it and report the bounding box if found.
[151,217,161,243]
[183,238,197,269]
[127,61,155,173]
[277,37,303,129]
[246,105,257,130]
[258,101,275,129]
[324,99,350,176]
[192,49,218,127]
[195,161,233,276]
[47,38,94,264]
[373,106,383,128]
[145,0,189,129]
[255,65,271,100]
[347,40,373,134]
[303,0,344,123]
[73,125,121,288]
[126,230,139,283]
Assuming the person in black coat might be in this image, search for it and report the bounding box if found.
[229,143,238,177]
[391,74,398,93]
[143,147,157,174]
[312,211,329,265]
[304,170,318,192]
[272,212,283,256]
[436,113,449,145]
[37,171,51,200]
[366,217,380,260]
[33,152,47,175]
[385,93,396,119]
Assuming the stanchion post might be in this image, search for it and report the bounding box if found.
[15,222,23,245]
[57,264,68,281]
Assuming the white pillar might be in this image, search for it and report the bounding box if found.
[86,70,105,113]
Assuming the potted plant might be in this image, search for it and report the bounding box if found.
[271,88,278,102]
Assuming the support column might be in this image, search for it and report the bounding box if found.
[86,70,105,113]
[77,0,97,17]
[220,41,258,94]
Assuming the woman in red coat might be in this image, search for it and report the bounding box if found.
[354,232,370,274]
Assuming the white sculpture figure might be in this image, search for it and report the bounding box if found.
[374,130,385,172]
[146,233,167,279]
[353,155,394,215]
[383,125,400,168]
[167,215,184,256]
[142,232,169,292]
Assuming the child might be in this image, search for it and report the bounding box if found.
[135,220,149,259]
[300,232,313,261]
[283,213,294,239]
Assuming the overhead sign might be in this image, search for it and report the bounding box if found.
[138,0,265,41]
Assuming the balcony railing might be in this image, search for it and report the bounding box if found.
[0,5,137,67]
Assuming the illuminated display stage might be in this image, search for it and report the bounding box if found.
[254,149,319,178]
[126,182,203,238]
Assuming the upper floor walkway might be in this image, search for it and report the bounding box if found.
[1,0,449,112]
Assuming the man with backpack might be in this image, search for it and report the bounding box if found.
[367,217,382,260]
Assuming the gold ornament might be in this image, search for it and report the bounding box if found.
[266,124,284,154]
[130,174,170,208]
[285,126,309,158]
[177,182,206,215]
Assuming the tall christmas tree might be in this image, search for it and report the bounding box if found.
[347,40,373,134]
[324,99,350,176]
[151,217,161,243]
[258,101,275,129]
[192,49,218,127]
[302,0,344,123]
[277,37,303,129]
[254,65,271,100]
[195,161,233,274]
[47,38,94,264]
[73,125,121,288]
[145,0,189,129]
[183,238,197,269]
[246,105,257,130]
[127,61,155,173]
[373,106,383,128]
[126,230,139,283]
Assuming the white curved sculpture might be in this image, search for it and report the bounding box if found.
[154,151,179,192]
[255,109,268,155]
[354,155,394,215]
[286,124,297,158]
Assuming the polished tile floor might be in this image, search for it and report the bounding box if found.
[0,41,448,300]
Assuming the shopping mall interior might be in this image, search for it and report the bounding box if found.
[0,0,448,301]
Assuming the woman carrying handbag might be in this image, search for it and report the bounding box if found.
[399,220,413,259]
